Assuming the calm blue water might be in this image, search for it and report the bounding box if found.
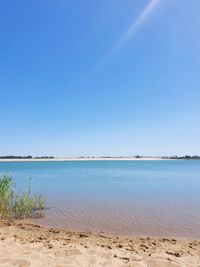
[0,160,200,238]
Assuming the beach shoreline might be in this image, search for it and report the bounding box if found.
[0,157,173,162]
[0,220,199,266]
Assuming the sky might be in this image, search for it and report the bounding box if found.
[0,0,200,157]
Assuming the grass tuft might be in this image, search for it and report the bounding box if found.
[0,174,45,220]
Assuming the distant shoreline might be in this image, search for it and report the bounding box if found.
[0,157,174,162]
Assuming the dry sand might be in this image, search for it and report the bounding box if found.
[0,220,199,267]
[0,157,169,162]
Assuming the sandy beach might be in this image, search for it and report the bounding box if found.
[0,220,199,267]
[0,157,169,162]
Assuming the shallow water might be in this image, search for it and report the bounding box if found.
[0,160,200,238]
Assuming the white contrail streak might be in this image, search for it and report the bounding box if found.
[89,0,161,73]
[112,0,161,52]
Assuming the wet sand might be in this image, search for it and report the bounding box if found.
[0,220,199,267]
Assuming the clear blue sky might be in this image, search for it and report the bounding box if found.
[0,0,200,157]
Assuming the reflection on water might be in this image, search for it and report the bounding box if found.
[0,160,200,238]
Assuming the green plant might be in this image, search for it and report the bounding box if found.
[0,174,14,219]
[33,193,45,217]
[0,174,45,220]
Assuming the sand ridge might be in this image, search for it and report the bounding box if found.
[0,157,170,162]
[0,220,200,267]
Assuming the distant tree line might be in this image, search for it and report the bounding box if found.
[0,156,33,159]
[34,156,54,159]
[162,155,200,160]
[0,155,199,160]
[0,155,54,159]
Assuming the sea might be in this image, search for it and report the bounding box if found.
[0,160,200,238]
